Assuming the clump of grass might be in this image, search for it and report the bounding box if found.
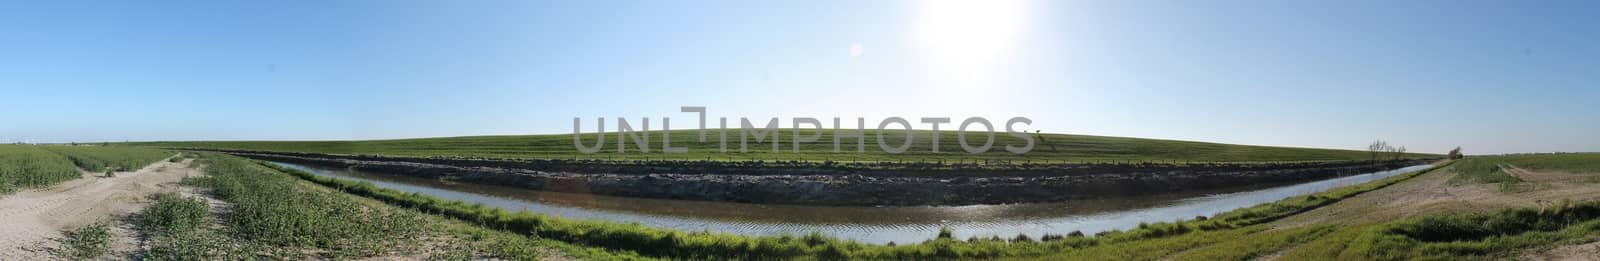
[60,222,112,259]
[138,192,208,235]
[136,192,229,260]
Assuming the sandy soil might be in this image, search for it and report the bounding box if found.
[0,158,197,260]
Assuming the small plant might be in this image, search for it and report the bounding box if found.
[104,170,115,177]
[60,222,112,259]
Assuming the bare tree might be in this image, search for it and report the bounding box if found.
[1368,140,1387,162]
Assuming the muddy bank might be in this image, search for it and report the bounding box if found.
[201,150,1434,206]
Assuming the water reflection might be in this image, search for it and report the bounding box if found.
[271,161,1431,244]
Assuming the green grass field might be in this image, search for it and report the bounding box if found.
[125,130,1437,163]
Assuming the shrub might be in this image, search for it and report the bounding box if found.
[139,192,208,235]
[60,222,112,259]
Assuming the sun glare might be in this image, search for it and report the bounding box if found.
[916,0,1026,85]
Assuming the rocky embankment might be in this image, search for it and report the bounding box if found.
[201,149,1434,206]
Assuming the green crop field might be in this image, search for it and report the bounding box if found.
[0,145,83,194]
[125,130,1437,163]
[42,146,173,172]
[0,145,173,195]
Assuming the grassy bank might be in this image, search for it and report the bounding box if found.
[250,151,1452,260]
[126,130,1436,163]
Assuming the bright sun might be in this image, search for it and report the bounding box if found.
[916,0,1026,85]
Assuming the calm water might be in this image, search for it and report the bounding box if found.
[269,161,1432,244]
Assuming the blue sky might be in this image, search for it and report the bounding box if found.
[2,0,1596,154]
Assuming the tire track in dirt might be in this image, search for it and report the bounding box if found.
[0,157,197,259]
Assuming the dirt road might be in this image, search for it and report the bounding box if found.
[0,158,197,260]
[1262,163,1600,260]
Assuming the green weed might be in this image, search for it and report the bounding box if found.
[60,222,112,259]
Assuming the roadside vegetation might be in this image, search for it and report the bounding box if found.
[136,192,212,259]
[124,130,1437,163]
[0,145,81,194]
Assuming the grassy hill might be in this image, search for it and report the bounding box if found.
[125,130,1436,163]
